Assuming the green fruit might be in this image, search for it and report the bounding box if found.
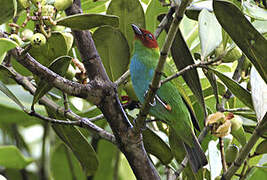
[18,0,31,9]
[215,44,242,63]
[230,117,242,131]
[225,145,239,164]
[9,34,23,46]
[222,46,242,63]
[54,0,73,11]
[255,140,267,155]
[230,116,247,146]
[31,33,46,47]
[21,29,34,41]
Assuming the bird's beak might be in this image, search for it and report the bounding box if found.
[131,24,142,36]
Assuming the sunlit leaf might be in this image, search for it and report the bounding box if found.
[0,38,18,64]
[208,140,222,179]
[0,80,26,111]
[242,1,267,21]
[250,66,267,121]
[0,145,34,169]
[198,9,222,58]
[57,14,119,30]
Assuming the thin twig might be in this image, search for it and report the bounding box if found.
[154,6,176,39]
[222,108,251,113]
[219,137,228,172]
[161,59,220,85]
[134,0,192,133]
[115,70,130,86]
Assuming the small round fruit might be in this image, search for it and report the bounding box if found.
[31,33,46,47]
[230,117,242,131]
[225,145,239,164]
[21,29,34,41]
[54,0,73,11]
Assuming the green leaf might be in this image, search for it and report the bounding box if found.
[93,26,130,81]
[47,107,99,176]
[93,140,117,180]
[107,0,145,52]
[82,0,108,14]
[56,14,119,30]
[0,83,45,125]
[0,0,23,24]
[214,0,267,83]
[246,164,267,179]
[50,143,86,180]
[145,0,168,48]
[0,145,34,169]
[0,38,18,64]
[143,128,173,165]
[198,9,222,58]
[32,56,72,106]
[242,1,267,21]
[171,29,206,118]
[0,80,26,111]
[250,67,267,121]
[209,68,254,109]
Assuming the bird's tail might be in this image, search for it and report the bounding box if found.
[183,135,208,173]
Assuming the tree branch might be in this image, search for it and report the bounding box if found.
[64,1,160,179]
[6,66,116,143]
[10,46,103,105]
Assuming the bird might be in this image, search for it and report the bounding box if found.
[129,24,208,173]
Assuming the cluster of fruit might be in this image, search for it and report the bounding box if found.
[9,0,73,47]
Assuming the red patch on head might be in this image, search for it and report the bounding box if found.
[134,29,158,48]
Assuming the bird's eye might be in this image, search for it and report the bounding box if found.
[146,33,153,40]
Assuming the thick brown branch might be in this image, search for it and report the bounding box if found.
[10,47,103,104]
[64,0,160,179]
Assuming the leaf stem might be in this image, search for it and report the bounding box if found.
[219,137,228,172]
